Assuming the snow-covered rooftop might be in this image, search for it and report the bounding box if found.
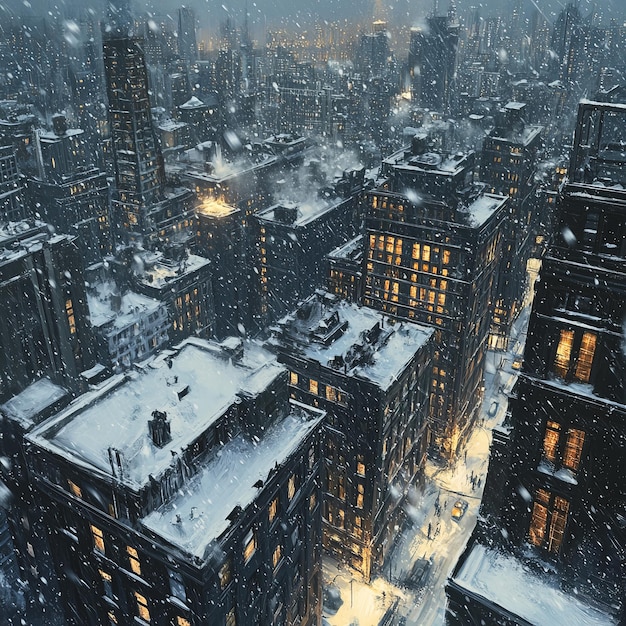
[256,195,340,228]
[88,281,162,329]
[452,543,619,626]
[1,378,67,429]
[138,254,210,289]
[327,235,364,262]
[28,340,284,489]
[271,296,433,389]
[463,193,507,228]
[141,408,322,559]
[179,96,205,109]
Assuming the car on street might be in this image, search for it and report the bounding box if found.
[451,499,468,521]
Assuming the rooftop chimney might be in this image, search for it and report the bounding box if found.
[149,409,172,448]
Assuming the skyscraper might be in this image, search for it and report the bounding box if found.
[410,13,459,113]
[177,6,197,62]
[446,98,625,626]
[103,31,166,244]
[363,134,507,457]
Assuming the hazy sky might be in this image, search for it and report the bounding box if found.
[6,0,626,32]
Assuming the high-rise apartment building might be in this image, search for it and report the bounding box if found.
[363,133,507,457]
[409,14,459,113]
[268,291,434,580]
[481,102,543,350]
[103,31,166,244]
[446,99,625,626]
[177,7,197,63]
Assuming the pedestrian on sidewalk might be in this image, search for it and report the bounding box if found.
[464,449,467,462]
[427,522,432,539]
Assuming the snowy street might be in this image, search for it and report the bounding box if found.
[322,305,531,626]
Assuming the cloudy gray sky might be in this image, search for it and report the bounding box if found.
[6,0,626,32]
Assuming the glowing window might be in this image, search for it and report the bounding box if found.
[219,559,232,589]
[273,545,282,569]
[134,591,150,622]
[309,379,318,395]
[65,299,76,334]
[243,530,256,562]
[574,332,596,382]
[562,429,585,471]
[91,525,105,553]
[127,546,141,575]
[269,497,278,523]
[67,480,82,498]
[542,421,560,464]
[289,371,298,385]
[288,475,297,500]
[554,329,574,378]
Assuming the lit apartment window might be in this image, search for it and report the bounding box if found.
[528,489,570,554]
[134,591,150,622]
[127,546,141,575]
[562,428,585,472]
[325,385,337,402]
[356,484,364,509]
[289,371,298,385]
[176,618,191,626]
[226,608,236,626]
[273,545,282,569]
[65,299,76,334]
[574,332,596,382]
[309,379,318,395]
[67,479,82,498]
[542,421,561,464]
[554,329,574,378]
[99,569,113,598]
[91,525,105,553]
[553,329,597,382]
[269,497,278,523]
[356,455,366,477]
[219,559,232,589]
[107,610,118,625]
[288,475,297,500]
[243,529,256,562]
[309,492,316,511]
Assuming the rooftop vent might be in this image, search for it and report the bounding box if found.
[149,409,171,448]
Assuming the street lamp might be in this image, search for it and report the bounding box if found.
[330,572,353,608]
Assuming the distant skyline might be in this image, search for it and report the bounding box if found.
[4,0,626,33]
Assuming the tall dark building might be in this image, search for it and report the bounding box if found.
[481,102,543,350]
[0,221,95,400]
[410,14,459,113]
[102,30,166,244]
[446,99,625,625]
[357,20,389,79]
[0,145,26,222]
[268,292,434,580]
[252,176,361,326]
[27,167,111,265]
[363,133,507,457]
[177,6,197,63]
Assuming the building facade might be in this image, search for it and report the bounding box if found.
[363,135,506,457]
[268,292,434,579]
[481,102,543,350]
[446,99,625,626]
[23,339,325,626]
